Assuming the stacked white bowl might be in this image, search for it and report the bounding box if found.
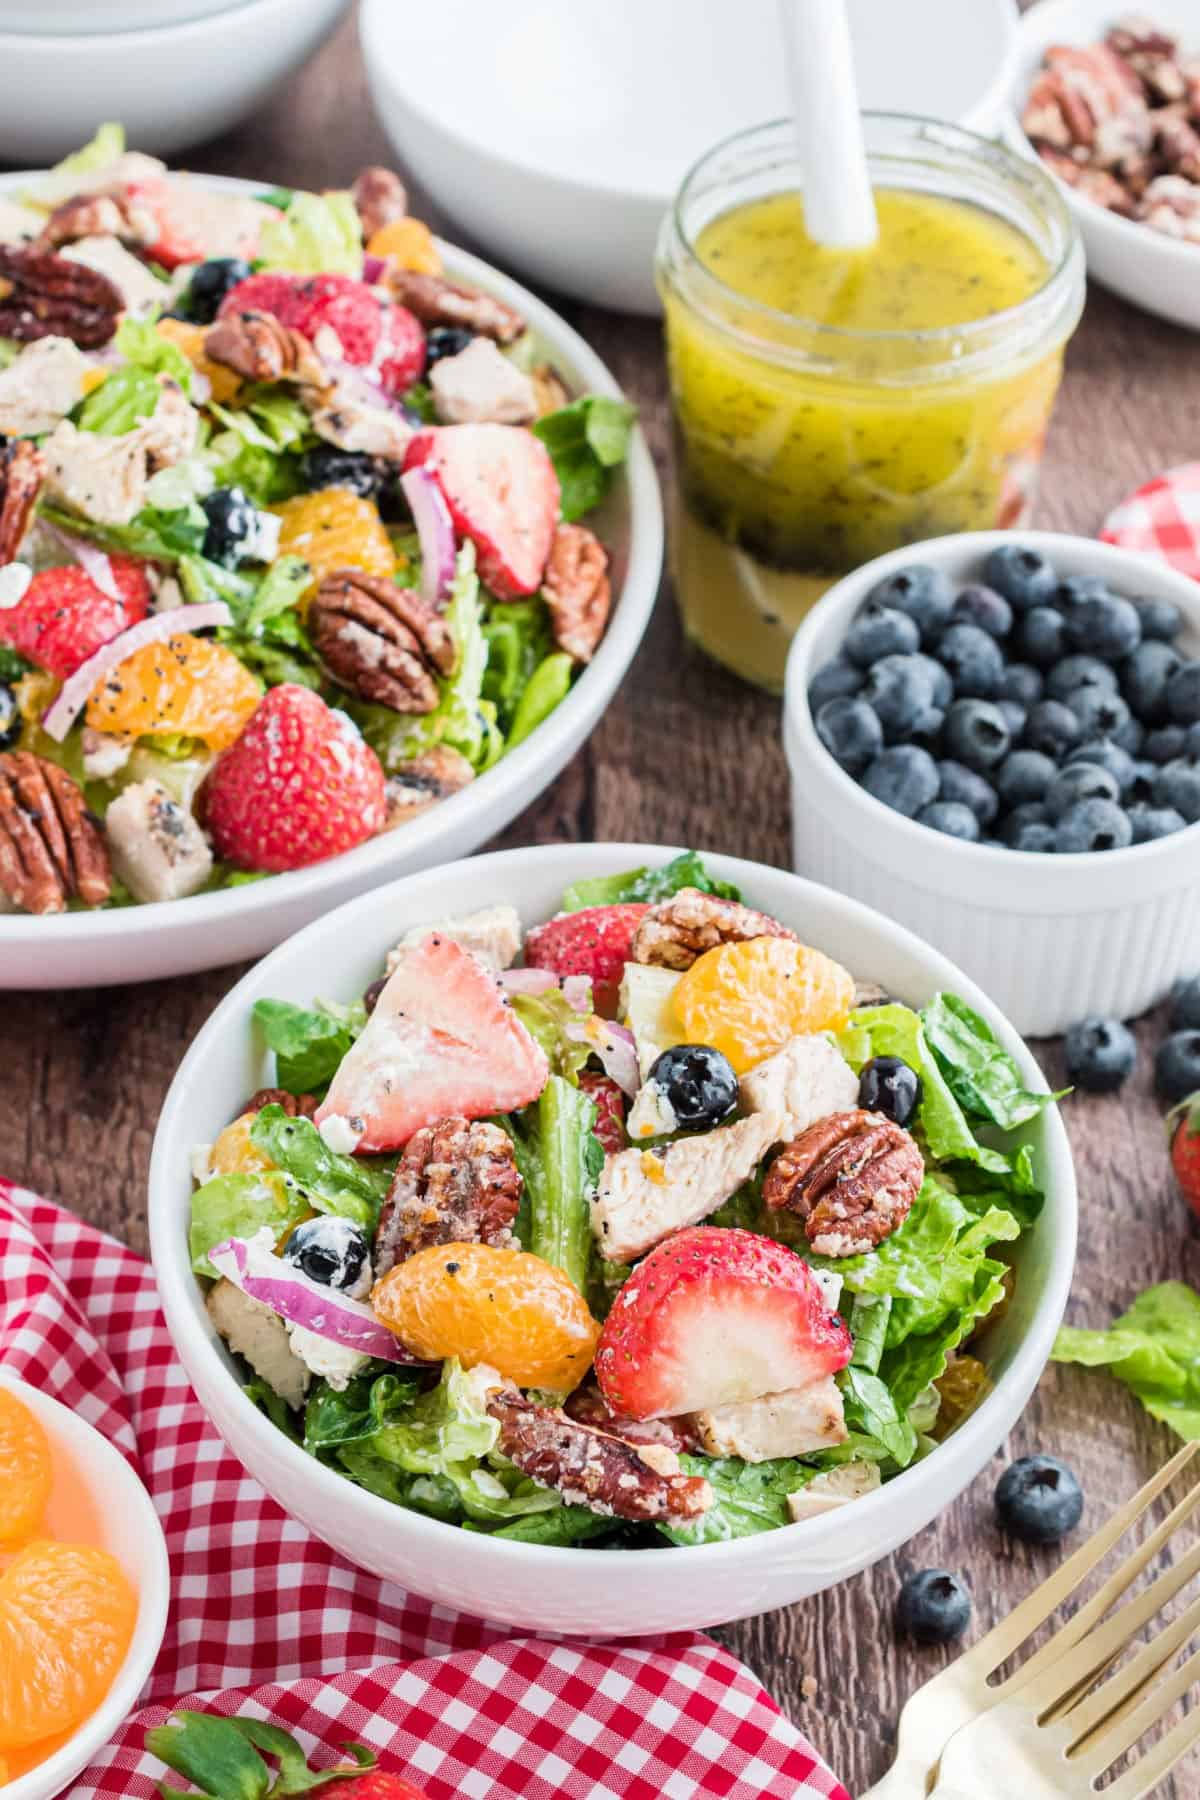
[0,0,349,162]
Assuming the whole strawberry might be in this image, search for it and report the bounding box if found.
[524,902,649,1016]
[0,557,150,678]
[219,272,424,392]
[203,684,386,873]
[147,1708,430,1800]
[1169,1092,1200,1218]
[579,1070,627,1153]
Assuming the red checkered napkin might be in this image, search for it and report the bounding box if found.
[1100,462,1200,581]
[0,1183,849,1800]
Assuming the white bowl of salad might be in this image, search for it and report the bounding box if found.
[149,842,1076,1636]
[0,130,661,987]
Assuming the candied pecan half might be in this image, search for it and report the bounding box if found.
[243,1088,319,1119]
[1155,106,1200,181]
[0,245,121,349]
[1107,16,1187,102]
[310,570,456,713]
[0,440,45,565]
[383,745,475,830]
[205,310,326,387]
[763,1108,924,1257]
[374,1116,523,1276]
[630,887,797,972]
[385,269,525,344]
[487,1391,712,1522]
[564,1383,695,1454]
[1139,173,1200,239]
[352,166,409,241]
[542,522,611,665]
[0,752,110,915]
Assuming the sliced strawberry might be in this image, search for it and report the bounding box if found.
[594,1225,852,1420]
[220,271,385,367]
[219,270,304,324]
[202,685,386,873]
[524,903,649,1017]
[579,1071,627,1153]
[124,177,275,268]
[315,933,549,1151]
[375,302,426,394]
[404,424,560,599]
[0,557,151,679]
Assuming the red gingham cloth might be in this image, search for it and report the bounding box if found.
[0,1183,849,1800]
[1100,461,1200,581]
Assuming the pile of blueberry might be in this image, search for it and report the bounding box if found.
[808,545,1200,853]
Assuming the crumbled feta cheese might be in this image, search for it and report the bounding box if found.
[626,1079,679,1141]
[318,1114,362,1156]
[812,1269,844,1314]
[0,563,32,610]
[284,1322,370,1392]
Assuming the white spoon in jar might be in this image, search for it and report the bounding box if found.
[778,0,878,249]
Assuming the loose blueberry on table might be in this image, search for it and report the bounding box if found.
[896,1569,973,1646]
[1064,1017,1138,1093]
[994,1454,1084,1545]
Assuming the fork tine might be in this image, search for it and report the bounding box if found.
[1076,1640,1200,1784]
[1064,1590,1200,1748]
[1102,1692,1200,1800]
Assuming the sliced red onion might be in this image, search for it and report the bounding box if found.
[42,600,231,742]
[38,520,121,600]
[561,976,593,1013]
[363,253,387,284]
[209,1235,422,1365]
[401,465,456,610]
[499,967,559,996]
[565,1016,640,1097]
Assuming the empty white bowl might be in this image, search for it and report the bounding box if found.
[149,841,1076,1637]
[0,0,349,163]
[361,0,1019,313]
[0,0,248,35]
[785,532,1200,1038]
[0,1372,169,1800]
[1006,0,1200,332]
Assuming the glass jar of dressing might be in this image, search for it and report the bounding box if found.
[656,115,1085,692]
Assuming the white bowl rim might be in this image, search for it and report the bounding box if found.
[150,839,1077,1572]
[0,0,323,45]
[784,528,1200,878]
[0,170,663,953]
[0,1371,170,1800]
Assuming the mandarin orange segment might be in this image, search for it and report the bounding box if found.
[671,937,855,1074]
[272,490,396,590]
[154,318,243,405]
[0,1393,51,1546]
[373,1244,600,1393]
[85,633,261,752]
[0,1539,136,1750]
[366,217,442,274]
[210,1114,275,1177]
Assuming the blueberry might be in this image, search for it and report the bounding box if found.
[937,760,999,826]
[1155,1031,1200,1102]
[1129,804,1186,843]
[1137,596,1184,641]
[1012,820,1057,852]
[1000,662,1044,709]
[816,697,883,774]
[944,699,1011,771]
[1189,724,1200,756]
[1064,1015,1137,1091]
[424,325,477,366]
[1171,976,1200,1031]
[1065,686,1132,743]
[862,745,940,817]
[1153,756,1200,823]
[1025,699,1082,759]
[809,658,863,714]
[996,749,1057,809]
[858,1054,923,1124]
[908,708,946,752]
[998,700,1027,740]
[1063,588,1142,660]
[298,446,385,498]
[845,602,921,668]
[1055,573,1109,609]
[1112,714,1145,756]
[951,583,1012,640]
[1016,605,1068,667]
[1145,724,1187,764]
[1166,662,1200,726]
[896,1569,972,1646]
[917,800,981,842]
[649,1044,738,1128]
[1064,739,1136,795]
[911,652,954,710]
[1054,797,1133,853]
[995,1455,1084,1544]
[984,544,1058,610]
[201,486,271,568]
[181,255,252,324]
[1001,801,1050,845]
[935,623,1004,698]
[0,684,17,752]
[1121,640,1182,724]
[865,564,955,643]
[283,1216,370,1291]
[860,654,940,742]
[1045,655,1119,703]
[1129,759,1159,802]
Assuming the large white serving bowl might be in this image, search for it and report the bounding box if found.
[0,1372,169,1800]
[785,532,1200,1039]
[0,0,249,35]
[361,0,1019,314]
[0,174,662,989]
[149,841,1076,1637]
[0,0,349,162]
[1005,0,1200,332]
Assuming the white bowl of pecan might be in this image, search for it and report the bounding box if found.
[148,841,1076,1636]
[1009,0,1200,330]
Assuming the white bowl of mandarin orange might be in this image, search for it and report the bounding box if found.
[0,1376,168,1800]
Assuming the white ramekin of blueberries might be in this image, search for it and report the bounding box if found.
[784,532,1200,1038]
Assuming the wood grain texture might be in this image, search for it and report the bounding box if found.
[3,7,1200,1794]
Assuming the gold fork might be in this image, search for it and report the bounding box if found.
[863,1441,1200,1797]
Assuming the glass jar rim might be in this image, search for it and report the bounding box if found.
[668,111,1083,350]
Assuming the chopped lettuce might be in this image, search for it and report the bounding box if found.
[115,315,194,392]
[210,388,313,453]
[252,995,362,1094]
[921,993,1066,1130]
[839,1365,917,1468]
[258,190,363,278]
[559,851,741,913]
[507,1075,603,1297]
[491,1507,617,1545]
[661,1455,813,1545]
[1052,1283,1200,1439]
[24,123,124,206]
[76,367,161,436]
[40,499,207,563]
[508,653,574,749]
[188,1170,307,1278]
[248,1106,391,1232]
[181,553,321,691]
[481,599,553,732]
[532,395,636,522]
[508,989,593,1082]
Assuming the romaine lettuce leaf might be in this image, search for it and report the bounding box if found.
[40,499,206,563]
[490,1507,617,1545]
[252,995,362,1094]
[506,1075,603,1297]
[660,1455,813,1545]
[508,989,593,1082]
[532,395,636,522]
[559,851,741,913]
[507,652,573,749]
[258,191,363,278]
[481,598,552,729]
[1052,1283,1200,1438]
[921,992,1065,1129]
[840,1365,917,1467]
[114,315,193,392]
[76,367,161,436]
[189,1170,307,1278]
[248,1105,391,1231]
[24,123,124,206]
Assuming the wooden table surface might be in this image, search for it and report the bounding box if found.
[4,8,1200,1795]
